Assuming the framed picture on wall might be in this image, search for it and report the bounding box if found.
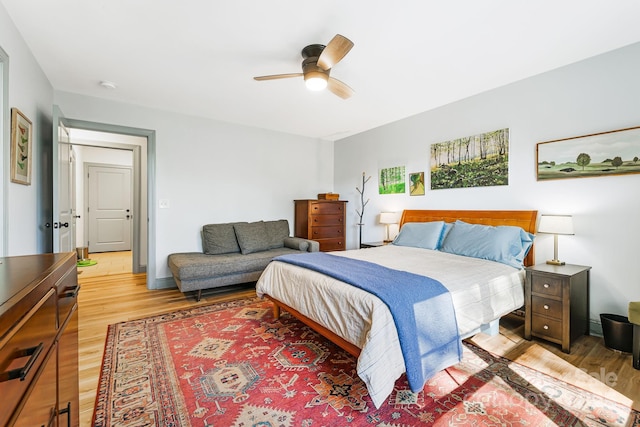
[379,165,406,194]
[10,108,33,185]
[536,126,640,180]
[409,172,425,195]
[430,128,509,190]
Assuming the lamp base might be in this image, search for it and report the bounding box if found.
[546,259,565,266]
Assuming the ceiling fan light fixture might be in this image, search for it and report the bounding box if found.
[304,72,328,91]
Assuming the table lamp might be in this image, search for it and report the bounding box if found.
[537,214,574,265]
[379,212,397,243]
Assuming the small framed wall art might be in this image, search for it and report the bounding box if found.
[409,172,425,196]
[10,108,33,185]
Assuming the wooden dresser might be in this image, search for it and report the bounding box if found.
[0,252,80,427]
[294,199,347,251]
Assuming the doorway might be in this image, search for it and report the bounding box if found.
[69,130,145,274]
[55,115,157,288]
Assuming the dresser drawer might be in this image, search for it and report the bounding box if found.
[318,238,345,251]
[310,202,345,215]
[311,226,343,239]
[11,343,57,427]
[531,274,563,297]
[57,267,80,329]
[532,316,563,341]
[311,214,344,226]
[531,296,563,320]
[0,289,57,427]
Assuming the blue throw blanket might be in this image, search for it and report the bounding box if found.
[274,252,462,392]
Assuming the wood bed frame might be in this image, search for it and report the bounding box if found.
[265,209,538,358]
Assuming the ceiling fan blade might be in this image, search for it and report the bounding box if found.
[317,34,354,70]
[327,77,354,99]
[254,73,303,81]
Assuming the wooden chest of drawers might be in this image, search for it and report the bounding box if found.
[294,199,347,251]
[524,263,591,353]
[0,252,80,427]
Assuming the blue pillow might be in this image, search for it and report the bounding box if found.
[437,222,453,249]
[440,220,534,269]
[392,221,445,250]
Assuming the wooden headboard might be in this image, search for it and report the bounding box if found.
[399,209,538,266]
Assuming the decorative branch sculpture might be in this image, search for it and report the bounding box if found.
[355,172,371,248]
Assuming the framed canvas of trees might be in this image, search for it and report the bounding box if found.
[379,166,405,194]
[430,128,509,190]
[537,126,640,181]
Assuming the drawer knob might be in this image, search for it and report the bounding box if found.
[543,283,550,288]
[543,325,549,330]
[543,304,549,310]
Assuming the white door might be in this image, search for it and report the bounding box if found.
[87,165,132,253]
[53,106,76,253]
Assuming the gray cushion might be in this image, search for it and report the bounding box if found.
[202,223,244,255]
[264,219,289,249]
[284,236,309,251]
[234,221,270,254]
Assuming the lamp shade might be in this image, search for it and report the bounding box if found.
[537,214,574,235]
[379,212,397,224]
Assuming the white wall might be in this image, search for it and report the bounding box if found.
[1,2,54,255]
[53,91,335,283]
[334,42,640,327]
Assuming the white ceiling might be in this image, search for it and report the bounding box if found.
[3,1,640,141]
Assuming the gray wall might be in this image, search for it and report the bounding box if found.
[1,1,54,256]
[334,42,640,327]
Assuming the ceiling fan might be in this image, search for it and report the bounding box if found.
[254,34,355,99]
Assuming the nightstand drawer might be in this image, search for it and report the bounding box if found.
[532,316,563,340]
[531,274,563,297]
[531,296,563,319]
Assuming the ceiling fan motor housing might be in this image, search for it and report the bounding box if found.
[302,47,330,89]
[301,44,326,60]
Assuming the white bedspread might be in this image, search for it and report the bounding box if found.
[255,245,524,408]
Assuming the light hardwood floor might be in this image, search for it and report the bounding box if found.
[77,251,639,426]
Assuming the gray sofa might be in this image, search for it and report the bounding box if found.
[168,219,318,300]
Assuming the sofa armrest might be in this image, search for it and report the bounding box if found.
[306,240,320,252]
[283,236,319,252]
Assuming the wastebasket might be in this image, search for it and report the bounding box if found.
[76,247,89,261]
[600,313,633,353]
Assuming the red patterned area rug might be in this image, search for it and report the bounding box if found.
[93,297,639,426]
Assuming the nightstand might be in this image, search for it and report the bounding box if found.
[524,263,591,353]
[360,241,388,248]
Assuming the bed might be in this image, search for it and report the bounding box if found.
[255,209,537,407]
